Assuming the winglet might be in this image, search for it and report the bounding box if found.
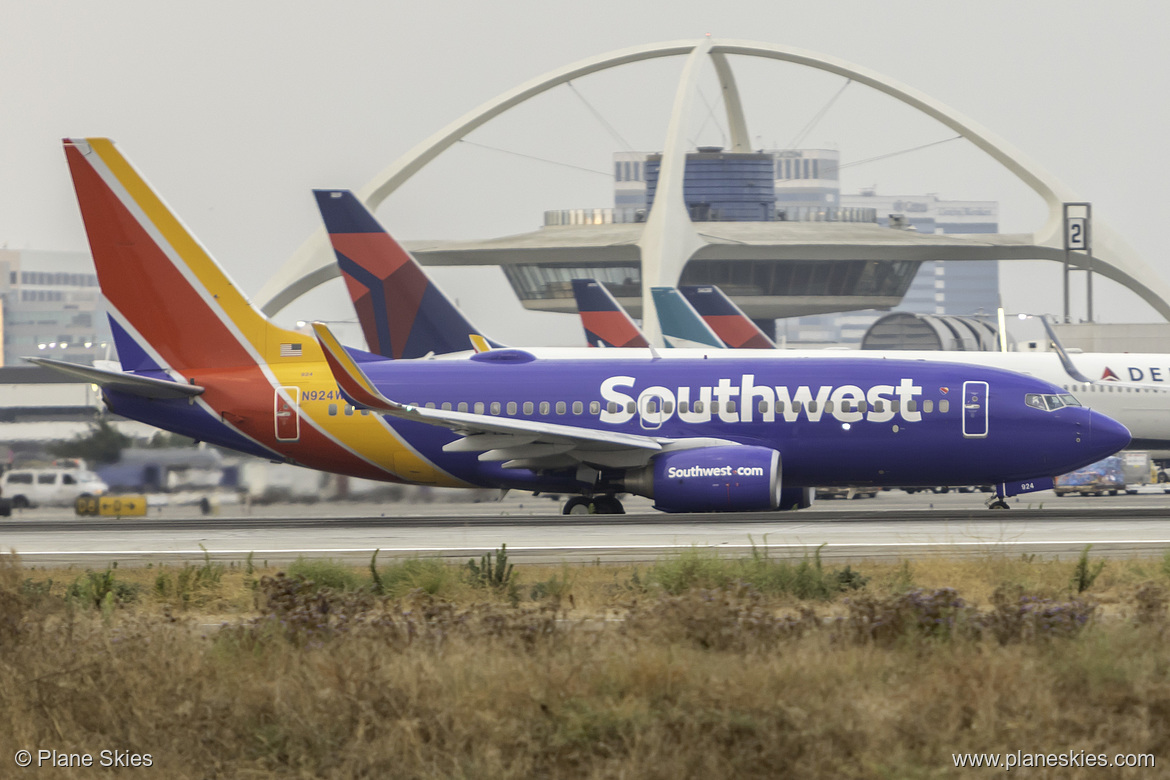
[1035,315,1093,384]
[311,322,402,413]
[469,333,492,353]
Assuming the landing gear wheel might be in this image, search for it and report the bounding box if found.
[563,496,592,515]
[988,499,1010,510]
[592,495,625,515]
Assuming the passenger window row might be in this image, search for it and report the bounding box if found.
[324,397,953,417]
[635,398,950,415]
[1065,384,1165,394]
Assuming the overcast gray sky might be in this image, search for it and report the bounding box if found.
[5,0,1169,345]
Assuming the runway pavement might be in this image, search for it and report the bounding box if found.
[4,488,1170,566]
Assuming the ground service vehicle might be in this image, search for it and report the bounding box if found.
[815,486,878,500]
[0,468,108,508]
[1054,456,1126,496]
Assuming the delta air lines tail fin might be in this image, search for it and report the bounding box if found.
[315,189,503,359]
[570,278,649,348]
[678,285,775,349]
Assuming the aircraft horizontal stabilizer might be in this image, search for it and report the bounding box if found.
[26,356,205,400]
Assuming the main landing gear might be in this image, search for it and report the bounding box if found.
[562,495,626,515]
[985,488,1011,510]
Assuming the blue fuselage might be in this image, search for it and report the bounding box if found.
[105,354,1130,494]
[359,354,1127,489]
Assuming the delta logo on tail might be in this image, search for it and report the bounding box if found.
[35,139,1132,516]
[318,190,502,359]
[678,286,775,349]
[570,279,649,348]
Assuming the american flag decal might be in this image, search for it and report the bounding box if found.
[280,343,303,357]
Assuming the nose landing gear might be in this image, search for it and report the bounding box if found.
[985,487,1011,510]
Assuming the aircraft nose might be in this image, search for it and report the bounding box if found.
[1089,410,1131,459]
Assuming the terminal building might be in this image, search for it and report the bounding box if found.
[808,187,1000,346]
[0,249,113,367]
[495,146,929,327]
[576,146,1000,344]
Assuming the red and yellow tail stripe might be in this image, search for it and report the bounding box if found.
[63,138,461,486]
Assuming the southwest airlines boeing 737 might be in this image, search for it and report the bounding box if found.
[36,139,1128,514]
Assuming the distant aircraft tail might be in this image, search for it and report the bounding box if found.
[62,138,306,374]
[570,278,649,348]
[679,285,775,349]
[315,189,502,359]
[651,287,725,349]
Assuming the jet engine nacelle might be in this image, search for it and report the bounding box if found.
[623,446,782,513]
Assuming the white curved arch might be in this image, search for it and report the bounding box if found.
[258,38,763,315]
[636,38,711,345]
[259,38,1170,322]
[259,40,699,314]
[710,51,750,152]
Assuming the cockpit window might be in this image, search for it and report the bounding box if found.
[1026,392,1082,411]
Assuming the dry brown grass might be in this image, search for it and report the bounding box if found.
[2,550,1169,778]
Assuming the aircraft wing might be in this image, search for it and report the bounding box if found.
[25,356,205,399]
[312,323,731,470]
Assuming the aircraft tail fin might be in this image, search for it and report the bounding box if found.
[569,278,649,348]
[314,189,503,359]
[62,138,305,373]
[678,285,775,349]
[651,287,725,349]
